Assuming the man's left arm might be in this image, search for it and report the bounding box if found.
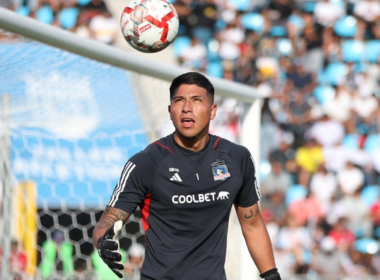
[235,202,281,280]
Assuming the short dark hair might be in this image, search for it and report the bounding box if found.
[169,72,214,103]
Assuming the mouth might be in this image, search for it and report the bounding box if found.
[181,117,195,128]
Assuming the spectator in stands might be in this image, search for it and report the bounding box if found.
[328,217,356,248]
[294,137,324,185]
[308,114,345,147]
[314,0,345,27]
[286,90,313,147]
[261,160,292,199]
[125,243,145,280]
[311,236,344,277]
[339,188,372,237]
[179,37,207,71]
[310,164,338,211]
[353,0,380,39]
[88,10,117,45]
[337,161,365,196]
[40,230,74,279]
[0,240,28,280]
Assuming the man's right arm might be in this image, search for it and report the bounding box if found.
[93,205,131,248]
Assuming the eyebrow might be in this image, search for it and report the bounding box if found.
[172,95,204,99]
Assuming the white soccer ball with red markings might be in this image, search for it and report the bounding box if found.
[120,0,179,53]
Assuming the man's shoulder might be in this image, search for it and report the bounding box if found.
[131,134,173,165]
[212,135,250,157]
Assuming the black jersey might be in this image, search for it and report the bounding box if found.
[107,134,261,280]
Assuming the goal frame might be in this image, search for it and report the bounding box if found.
[0,7,262,280]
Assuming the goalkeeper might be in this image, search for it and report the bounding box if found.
[93,72,281,280]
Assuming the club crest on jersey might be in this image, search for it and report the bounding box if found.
[211,160,231,181]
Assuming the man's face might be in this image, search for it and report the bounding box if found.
[169,84,217,139]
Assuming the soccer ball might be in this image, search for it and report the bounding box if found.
[120,0,179,53]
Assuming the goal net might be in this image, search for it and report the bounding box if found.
[0,8,260,280]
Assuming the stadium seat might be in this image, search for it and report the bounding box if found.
[355,238,379,254]
[16,5,30,17]
[324,62,348,86]
[285,184,307,206]
[206,60,223,78]
[59,7,80,30]
[227,0,250,11]
[270,26,287,37]
[361,185,380,206]
[77,0,92,5]
[288,14,304,34]
[364,134,380,152]
[313,85,336,105]
[36,6,55,25]
[342,134,358,150]
[171,36,191,57]
[365,40,380,63]
[303,2,316,12]
[240,13,264,34]
[334,15,357,37]
[277,38,292,56]
[207,38,220,60]
[341,40,365,62]
[329,0,346,9]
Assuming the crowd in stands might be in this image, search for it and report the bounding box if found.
[2,0,380,279]
[0,0,118,44]
[171,0,380,278]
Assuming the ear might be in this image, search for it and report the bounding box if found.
[168,105,172,119]
[210,104,217,120]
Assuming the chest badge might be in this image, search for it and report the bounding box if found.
[211,160,231,181]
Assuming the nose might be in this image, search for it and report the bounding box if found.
[182,99,192,113]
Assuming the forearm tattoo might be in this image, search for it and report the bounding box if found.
[244,208,259,219]
[94,206,131,233]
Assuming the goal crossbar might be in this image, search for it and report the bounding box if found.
[0,7,258,103]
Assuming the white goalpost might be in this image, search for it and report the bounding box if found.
[0,6,261,280]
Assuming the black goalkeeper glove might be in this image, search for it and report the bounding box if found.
[97,220,124,278]
[260,268,281,280]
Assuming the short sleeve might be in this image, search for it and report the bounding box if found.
[234,147,261,207]
[107,153,156,214]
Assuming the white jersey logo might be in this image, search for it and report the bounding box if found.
[170,173,182,182]
[172,191,230,204]
[217,191,229,200]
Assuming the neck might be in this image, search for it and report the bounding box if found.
[173,127,210,152]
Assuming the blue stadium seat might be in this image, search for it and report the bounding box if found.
[77,0,92,5]
[206,60,223,78]
[36,6,54,25]
[341,40,365,62]
[361,185,380,206]
[285,184,307,206]
[303,2,316,12]
[342,134,358,150]
[59,7,80,30]
[364,134,380,152]
[227,0,250,11]
[330,0,346,9]
[324,62,348,86]
[365,40,380,63]
[313,85,336,105]
[355,238,379,254]
[334,15,357,37]
[270,26,287,37]
[240,13,264,34]
[17,5,30,16]
[277,38,292,56]
[207,38,220,60]
[172,36,191,57]
[288,14,304,34]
